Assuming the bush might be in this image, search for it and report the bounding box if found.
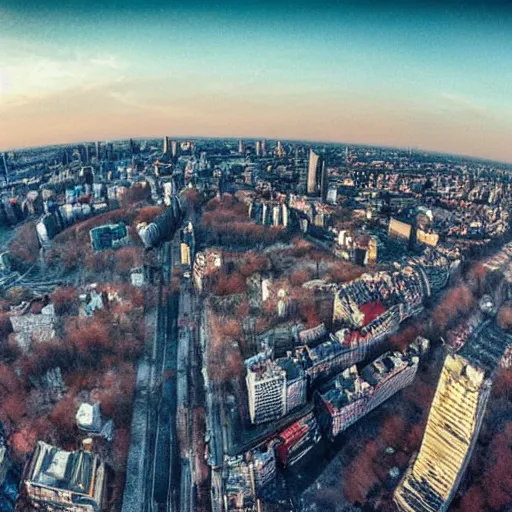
[8,221,40,265]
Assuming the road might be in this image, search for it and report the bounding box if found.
[150,237,182,512]
[123,236,182,512]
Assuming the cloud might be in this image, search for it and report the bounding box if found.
[439,92,487,117]
[0,40,127,109]
[89,55,124,70]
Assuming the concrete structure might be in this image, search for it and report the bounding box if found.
[394,319,512,512]
[22,441,106,512]
[245,354,307,425]
[317,348,420,440]
[394,354,491,512]
[9,302,56,352]
[388,217,412,242]
[307,149,328,200]
[89,223,129,251]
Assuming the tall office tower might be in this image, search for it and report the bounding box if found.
[255,141,262,157]
[261,139,267,156]
[275,140,285,158]
[163,136,170,156]
[95,141,101,159]
[238,138,245,155]
[84,144,90,163]
[394,319,512,512]
[171,140,178,159]
[106,142,114,162]
[307,149,328,200]
[1,153,9,183]
[199,151,208,171]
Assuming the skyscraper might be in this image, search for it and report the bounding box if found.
[238,139,245,155]
[307,149,328,200]
[1,152,9,183]
[276,141,285,158]
[171,140,178,159]
[255,141,261,157]
[163,136,170,156]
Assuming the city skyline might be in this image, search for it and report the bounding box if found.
[1,1,512,161]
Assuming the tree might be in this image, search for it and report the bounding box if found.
[112,428,131,470]
[0,312,13,339]
[299,300,322,328]
[454,485,486,512]
[9,221,40,265]
[120,183,151,207]
[497,304,512,331]
[388,324,420,352]
[327,261,364,283]
[133,205,165,225]
[51,287,79,316]
[10,425,38,461]
[238,252,270,277]
[432,284,475,332]
[0,363,21,395]
[115,247,142,276]
[1,394,27,425]
[290,268,313,286]
[65,317,113,366]
[49,395,77,433]
[213,272,247,296]
[343,440,380,505]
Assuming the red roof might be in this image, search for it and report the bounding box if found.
[359,301,386,326]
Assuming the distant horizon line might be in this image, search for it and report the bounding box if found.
[4,135,512,167]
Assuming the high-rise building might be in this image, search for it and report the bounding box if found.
[394,319,512,512]
[261,139,267,156]
[239,139,245,155]
[245,355,307,424]
[1,153,9,183]
[307,149,328,200]
[394,354,491,512]
[106,142,114,162]
[275,141,285,158]
[171,140,178,159]
[255,141,262,157]
[163,136,170,156]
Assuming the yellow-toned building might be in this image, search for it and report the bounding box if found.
[180,242,191,266]
[416,229,439,247]
[394,353,492,512]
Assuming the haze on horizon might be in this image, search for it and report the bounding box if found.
[1,0,511,162]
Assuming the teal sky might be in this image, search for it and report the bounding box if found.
[1,1,512,161]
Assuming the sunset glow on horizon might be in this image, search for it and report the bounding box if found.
[1,0,512,162]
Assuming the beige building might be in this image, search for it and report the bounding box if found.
[394,353,492,512]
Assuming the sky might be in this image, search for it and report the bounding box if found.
[0,0,511,161]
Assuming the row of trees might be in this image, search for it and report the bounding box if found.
[201,194,290,248]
